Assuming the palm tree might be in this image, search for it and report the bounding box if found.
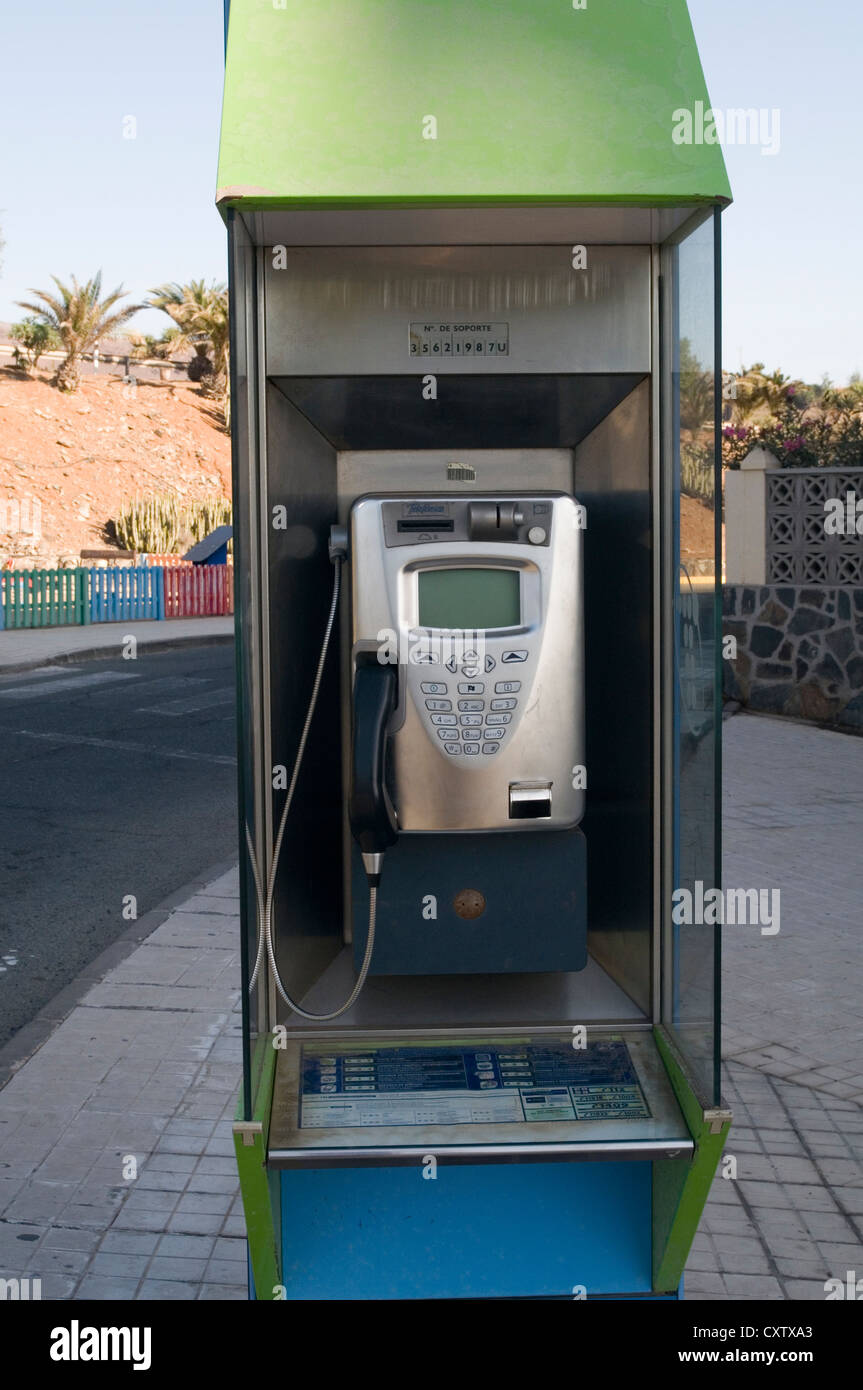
[16,272,141,392]
[732,364,804,424]
[149,280,230,426]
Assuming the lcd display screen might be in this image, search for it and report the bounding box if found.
[418,568,520,630]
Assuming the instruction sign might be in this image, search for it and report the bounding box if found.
[299,1039,650,1129]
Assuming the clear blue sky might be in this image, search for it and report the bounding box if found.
[0,1,859,385]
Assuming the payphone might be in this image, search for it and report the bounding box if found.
[349,492,584,835]
[250,490,588,1017]
[222,0,732,1303]
[347,491,588,979]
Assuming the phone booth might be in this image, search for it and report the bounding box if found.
[219,0,731,1301]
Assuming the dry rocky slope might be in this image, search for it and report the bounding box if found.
[0,367,231,565]
[0,363,719,571]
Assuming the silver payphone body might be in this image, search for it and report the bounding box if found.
[349,493,584,833]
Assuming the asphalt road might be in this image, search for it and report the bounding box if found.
[0,644,238,1048]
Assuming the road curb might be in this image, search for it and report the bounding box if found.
[0,630,234,676]
[0,854,240,1091]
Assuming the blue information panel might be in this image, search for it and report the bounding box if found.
[300,1039,650,1129]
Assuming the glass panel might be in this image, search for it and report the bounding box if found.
[228,212,262,1121]
[268,1030,692,1161]
[662,213,722,1104]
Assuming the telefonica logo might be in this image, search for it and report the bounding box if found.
[672,102,781,157]
[49,1321,151,1371]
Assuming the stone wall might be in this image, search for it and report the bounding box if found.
[723,585,863,730]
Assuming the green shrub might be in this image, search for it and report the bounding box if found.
[723,402,863,471]
[11,317,61,371]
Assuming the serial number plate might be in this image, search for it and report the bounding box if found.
[409,321,510,358]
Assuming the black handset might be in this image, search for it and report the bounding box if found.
[348,651,398,881]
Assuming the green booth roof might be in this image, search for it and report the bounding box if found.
[217,0,730,213]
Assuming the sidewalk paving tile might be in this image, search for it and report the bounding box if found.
[1,711,860,1303]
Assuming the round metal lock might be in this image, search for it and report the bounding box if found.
[453,889,486,920]
[527,526,547,545]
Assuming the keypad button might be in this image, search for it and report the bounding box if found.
[483,727,506,740]
[442,742,461,755]
[462,666,480,679]
[437,729,455,741]
[425,698,452,711]
[501,650,528,664]
[494,681,521,694]
[421,682,448,695]
[484,655,496,672]
[430,714,457,726]
[490,697,517,710]
[458,682,484,695]
[458,699,484,712]
[460,715,483,727]
[482,743,501,755]
[462,743,480,755]
[486,712,512,725]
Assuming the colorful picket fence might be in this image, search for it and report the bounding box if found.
[0,568,90,629]
[163,564,234,619]
[0,565,233,630]
[89,566,165,623]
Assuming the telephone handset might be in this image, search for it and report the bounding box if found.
[348,652,398,881]
[347,492,585,841]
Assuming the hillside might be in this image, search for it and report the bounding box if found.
[0,366,231,565]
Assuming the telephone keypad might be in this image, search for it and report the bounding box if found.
[417,653,528,759]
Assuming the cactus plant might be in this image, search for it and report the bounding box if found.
[107,495,231,555]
